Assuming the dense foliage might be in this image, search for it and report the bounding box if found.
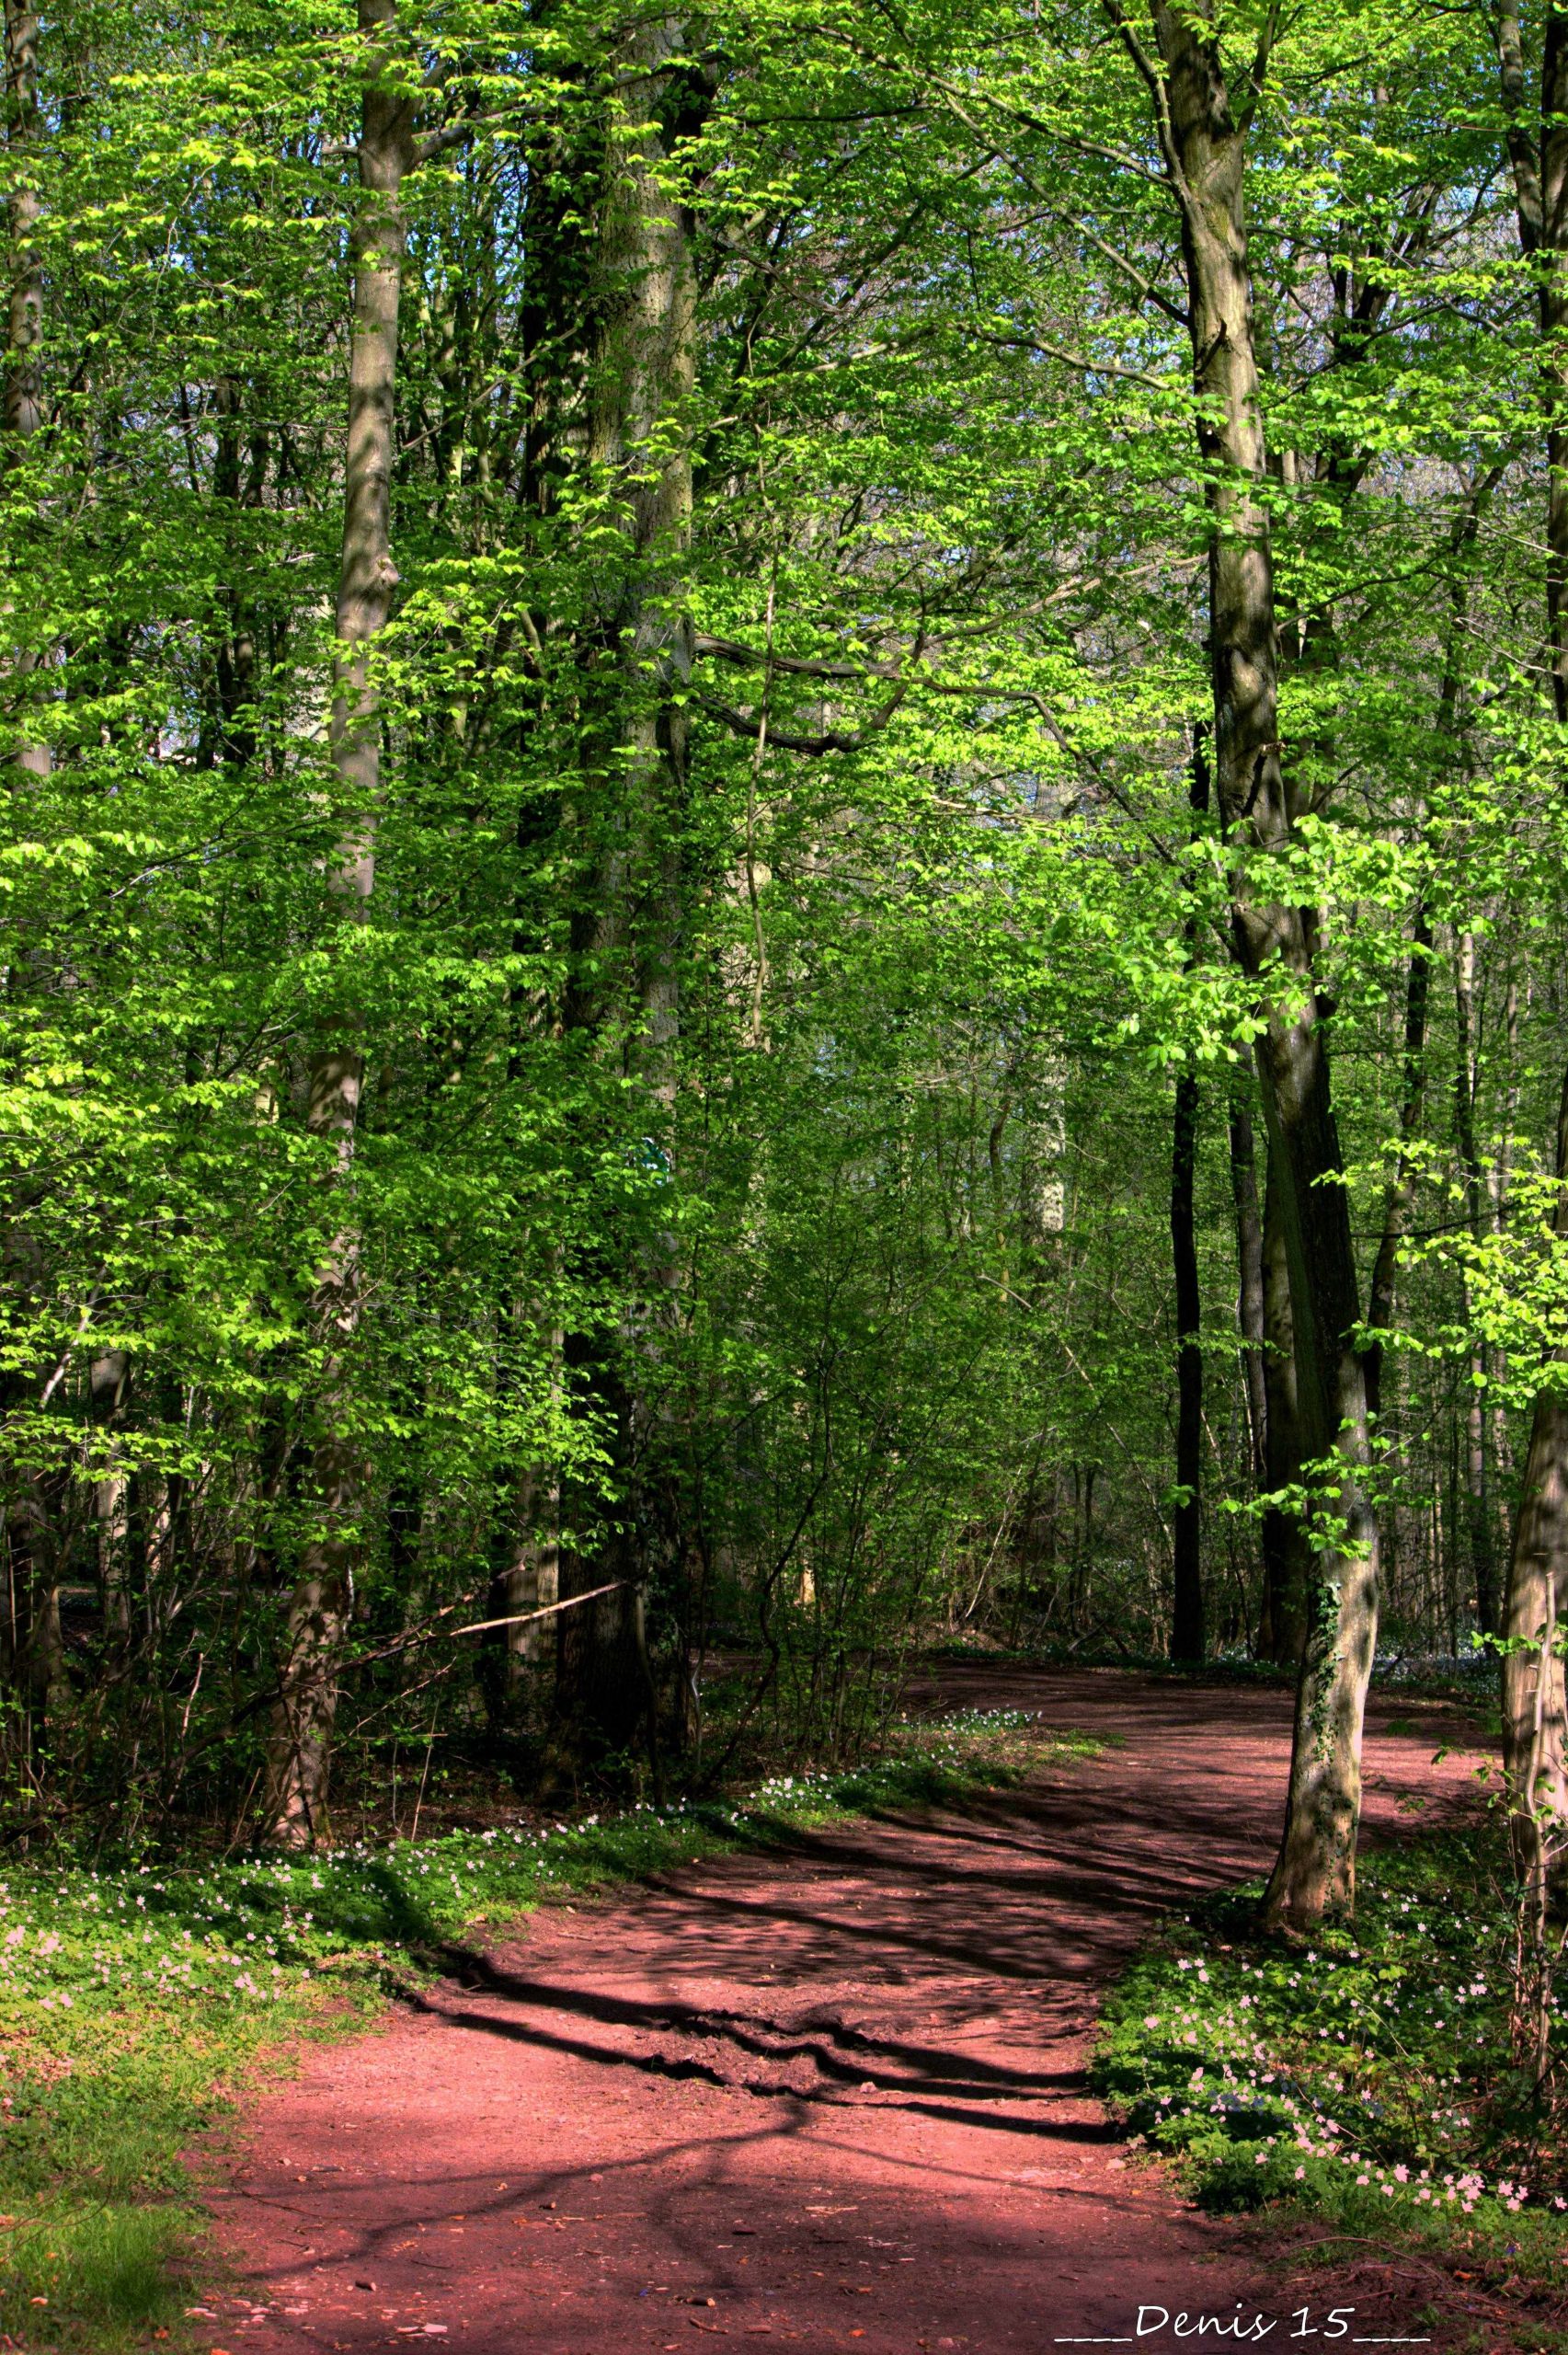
[3,0,1568,1893]
[1095,1808,1568,2312]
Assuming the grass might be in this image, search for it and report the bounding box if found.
[0,1705,1096,2353]
[1093,1817,1568,2338]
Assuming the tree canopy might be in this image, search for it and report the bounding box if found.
[5,0,1568,1927]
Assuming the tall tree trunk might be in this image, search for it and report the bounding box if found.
[1258,1143,1313,1669]
[264,0,415,1845]
[90,1348,130,1653]
[552,22,706,1775]
[1129,0,1381,1924]
[1362,905,1433,1421]
[3,3,41,456]
[1227,1089,1275,1647]
[0,0,60,1761]
[3,0,47,767]
[1494,0,1568,1871]
[1170,1063,1204,1660]
[1500,1065,1568,1874]
[200,373,264,773]
[1451,925,1499,1633]
[480,1468,560,1731]
[1169,729,1208,1662]
[1496,0,1568,718]
[1228,1092,1267,1491]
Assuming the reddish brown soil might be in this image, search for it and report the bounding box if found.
[201,1669,1498,2355]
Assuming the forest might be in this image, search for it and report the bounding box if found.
[16,2,1568,2346]
[6,0,1568,1950]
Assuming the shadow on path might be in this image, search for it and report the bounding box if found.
[206,1666,1494,2355]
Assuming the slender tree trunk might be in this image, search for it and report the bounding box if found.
[1169,732,1208,1662]
[264,0,415,1845]
[89,1348,130,1652]
[1224,1083,1289,1658]
[1228,1092,1267,1494]
[1133,0,1381,1924]
[1257,1143,1313,1669]
[1492,972,1523,1556]
[480,1468,560,1731]
[200,373,264,773]
[1451,925,1499,1632]
[1168,1079,1202,1662]
[1170,1064,1204,1660]
[1362,905,1433,1414]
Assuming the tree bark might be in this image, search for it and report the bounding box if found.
[264,0,415,1846]
[2,0,47,771]
[1168,734,1209,1661]
[1228,1087,1283,1659]
[0,0,59,1763]
[1497,0,1568,717]
[4,4,43,450]
[480,1469,560,1731]
[552,21,707,1774]
[1451,925,1500,1633]
[89,1348,130,1653]
[1257,1141,1313,1669]
[1363,900,1432,1407]
[1228,1091,1267,1495]
[1500,1063,1568,1873]
[1170,1063,1204,1660]
[1493,0,1568,1873]
[1131,0,1381,1924]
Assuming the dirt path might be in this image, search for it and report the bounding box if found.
[202,1669,1493,2355]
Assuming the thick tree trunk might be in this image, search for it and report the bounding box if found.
[1496,0,1568,711]
[1500,1064,1568,1873]
[264,0,414,1845]
[1136,0,1380,1924]
[1493,0,1568,1878]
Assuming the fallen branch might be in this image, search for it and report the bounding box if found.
[443,1580,628,1642]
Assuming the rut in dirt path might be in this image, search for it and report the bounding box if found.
[203,1668,1490,2355]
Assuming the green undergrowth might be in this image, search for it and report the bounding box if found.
[932,1638,1498,1706]
[1094,1820,1568,2325]
[0,1706,1094,2353]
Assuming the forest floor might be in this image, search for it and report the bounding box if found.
[198,1667,1521,2355]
